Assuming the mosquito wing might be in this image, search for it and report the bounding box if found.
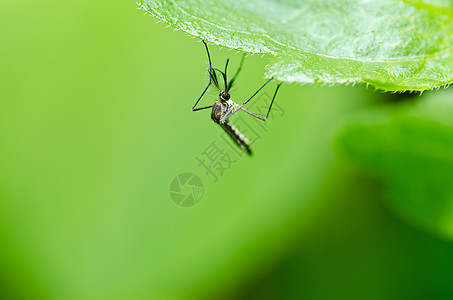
[219,100,242,123]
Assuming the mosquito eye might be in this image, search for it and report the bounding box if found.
[224,94,230,100]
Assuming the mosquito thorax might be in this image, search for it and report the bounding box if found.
[210,100,226,124]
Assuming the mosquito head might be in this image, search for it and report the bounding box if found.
[219,91,230,101]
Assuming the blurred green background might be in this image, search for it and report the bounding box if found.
[2,1,453,299]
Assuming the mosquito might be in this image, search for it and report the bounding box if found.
[192,40,282,156]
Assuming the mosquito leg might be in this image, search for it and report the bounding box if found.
[192,80,212,111]
[221,78,275,121]
[241,77,274,107]
[193,104,214,112]
[193,41,221,111]
[223,59,229,90]
[226,53,245,93]
[239,83,282,121]
[240,108,266,120]
[203,40,213,69]
[204,40,220,87]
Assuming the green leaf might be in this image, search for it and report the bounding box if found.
[337,92,453,239]
[140,0,453,91]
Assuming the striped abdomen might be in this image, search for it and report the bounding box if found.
[220,122,252,156]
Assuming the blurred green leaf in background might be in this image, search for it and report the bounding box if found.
[338,91,453,240]
[1,1,453,300]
